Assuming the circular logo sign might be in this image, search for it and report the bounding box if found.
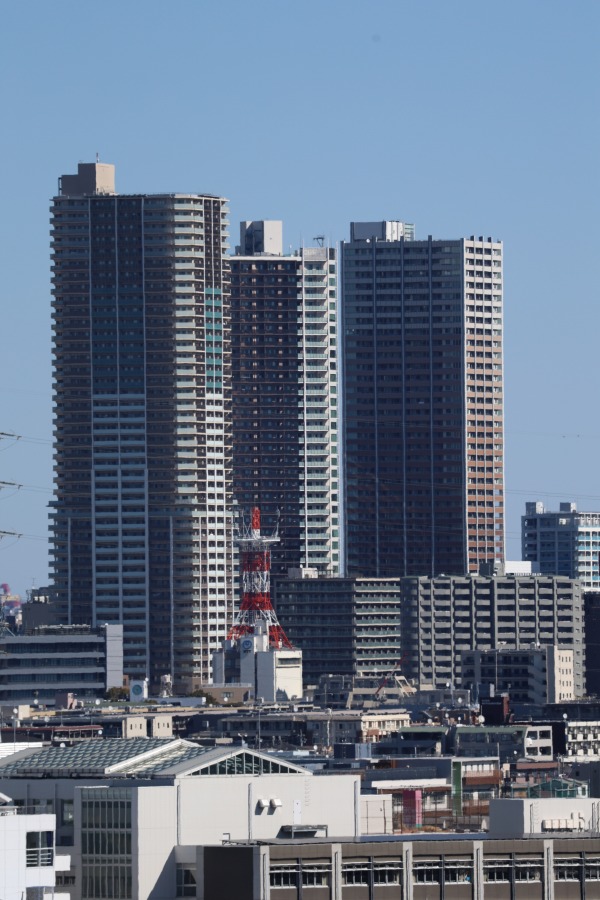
[132,683,143,696]
[241,639,253,653]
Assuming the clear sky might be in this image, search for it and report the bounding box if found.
[0,0,598,597]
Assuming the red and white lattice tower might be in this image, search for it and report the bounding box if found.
[227,506,293,649]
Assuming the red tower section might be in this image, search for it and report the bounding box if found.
[228,506,293,649]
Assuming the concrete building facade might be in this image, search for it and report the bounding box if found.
[213,621,303,703]
[341,224,504,578]
[272,573,403,684]
[461,646,576,706]
[200,831,600,900]
[0,624,123,706]
[50,162,234,689]
[522,501,600,590]
[0,738,360,900]
[230,223,340,575]
[0,805,70,900]
[401,575,585,694]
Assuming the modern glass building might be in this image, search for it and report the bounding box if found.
[230,222,340,575]
[341,221,504,577]
[50,162,234,689]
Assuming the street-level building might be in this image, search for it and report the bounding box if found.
[50,162,234,689]
[230,223,339,576]
[342,223,504,578]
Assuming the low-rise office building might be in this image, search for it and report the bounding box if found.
[0,624,123,706]
[0,738,360,900]
[200,828,600,900]
[461,645,576,705]
[217,708,411,749]
[566,721,600,760]
[454,724,553,763]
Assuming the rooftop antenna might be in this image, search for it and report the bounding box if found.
[96,152,100,163]
[313,235,325,247]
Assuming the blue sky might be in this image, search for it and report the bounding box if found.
[0,1,598,596]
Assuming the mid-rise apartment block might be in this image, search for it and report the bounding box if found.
[522,501,600,590]
[401,574,585,695]
[272,572,402,683]
[341,222,504,577]
[50,162,234,689]
[230,222,339,575]
[461,645,576,705]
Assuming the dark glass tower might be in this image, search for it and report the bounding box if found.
[342,221,504,577]
[50,162,234,688]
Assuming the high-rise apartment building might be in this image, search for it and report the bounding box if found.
[341,222,504,577]
[522,501,600,591]
[50,162,234,689]
[230,222,339,575]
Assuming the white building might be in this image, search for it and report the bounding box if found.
[566,720,600,760]
[213,621,303,703]
[0,800,70,900]
[0,738,360,900]
[489,797,600,834]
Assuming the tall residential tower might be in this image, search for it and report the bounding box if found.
[342,222,504,577]
[230,222,340,575]
[50,162,234,688]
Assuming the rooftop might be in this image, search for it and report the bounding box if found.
[0,738,310,780]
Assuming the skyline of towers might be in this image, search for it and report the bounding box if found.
[341,222,504,577]
[50,162,234,689]
[49,162,507,687]
[230,221,340,576]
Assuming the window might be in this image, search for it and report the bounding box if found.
[554,857,581,881]
[514,857,542,881]
[270,865,298,888]
[26,831,54,867]
[586,857,600,880]
[176,865,197,897]
[61,799,74,825]
[373,862,401,884]
[413,859,442,883]
[302,865,330,886]
[342,862,370,885]
[444,858,473,883]
[483,859,511,882]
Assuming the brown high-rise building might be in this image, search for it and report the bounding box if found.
[50,162,234,689]
[341,221,504,577]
